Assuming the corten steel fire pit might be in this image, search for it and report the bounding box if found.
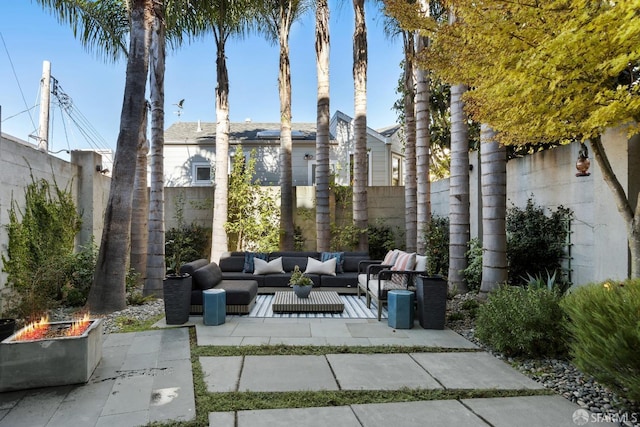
[0,316,103,392]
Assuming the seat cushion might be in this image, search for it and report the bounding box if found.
[215,280,258,306]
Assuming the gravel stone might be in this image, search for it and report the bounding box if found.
[446,292,639,426]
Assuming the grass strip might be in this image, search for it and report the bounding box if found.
[192,344,482,357]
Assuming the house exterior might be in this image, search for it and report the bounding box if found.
[163,110,405,187]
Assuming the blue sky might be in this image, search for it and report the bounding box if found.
[0,1,404,155]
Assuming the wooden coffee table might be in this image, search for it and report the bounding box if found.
[271,291,345,313]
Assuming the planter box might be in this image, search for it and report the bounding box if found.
[0,319,103,392]
[416,275,447,329]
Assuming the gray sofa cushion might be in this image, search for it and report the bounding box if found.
[192,262,222,290]
[342,252,370,272]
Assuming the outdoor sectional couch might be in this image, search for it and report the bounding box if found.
[218,251,371,294]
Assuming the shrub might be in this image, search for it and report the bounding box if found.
[463,238,483,291]
[562,279,640,402]
[475,284,568,357]
[2,176,82,318]
[424,216,449,275]
[367,220,396,260]
[506,198,572,285]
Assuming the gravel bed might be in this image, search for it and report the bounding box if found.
[447,292,640,427]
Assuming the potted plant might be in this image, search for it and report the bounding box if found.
[289,265,313,298]
[162,236,193,325]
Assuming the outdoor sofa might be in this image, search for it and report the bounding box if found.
[218,251,371,294]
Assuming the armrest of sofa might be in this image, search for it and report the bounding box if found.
[191,262,223,291]
[358,259,383,274]
[378,269,426,290]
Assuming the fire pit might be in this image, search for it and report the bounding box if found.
[0,316,103,392]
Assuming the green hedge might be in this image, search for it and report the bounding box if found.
[562,279,640,402]
[475,284,568,357]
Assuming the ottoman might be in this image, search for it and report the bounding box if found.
[203,289,226,326]
[388,289,415,329]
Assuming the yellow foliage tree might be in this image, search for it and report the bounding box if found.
[386,0,640,277]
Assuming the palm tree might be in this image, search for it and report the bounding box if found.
[197,0,255,262]
[403,30,417,253]
[415,33,431,255]
[145,0,167,296]
[352,0,368,252]
[88,0,152,312]
[35,0,152,312]
[478,124,508,297]
[131,103,150,284]
[257,0,310,250]
[315,0,331,252]
[447,83,470,293]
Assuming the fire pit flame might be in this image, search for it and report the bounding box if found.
[12,313,93,341]
[13,316,50,341]
[69,313,91,337]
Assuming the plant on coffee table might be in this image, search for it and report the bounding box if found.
[289,265,313,298]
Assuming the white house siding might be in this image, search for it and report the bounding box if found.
[164,144,215,187]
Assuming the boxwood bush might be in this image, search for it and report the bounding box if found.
[562,279,640,402]
[475,284,568,358]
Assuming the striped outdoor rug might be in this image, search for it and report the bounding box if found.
[247,294,388,319]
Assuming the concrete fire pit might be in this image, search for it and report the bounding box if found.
[0,318,103,392]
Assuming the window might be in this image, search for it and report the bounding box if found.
[309,161,337,185]
[392,155,403,186]
[192,162,212,185]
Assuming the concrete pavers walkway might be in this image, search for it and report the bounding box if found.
[0,315,618,426]
[0,328,194,427]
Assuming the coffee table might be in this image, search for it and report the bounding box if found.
[271,291,345,313]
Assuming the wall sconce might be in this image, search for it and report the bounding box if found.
[304,153,313,160]
[575,142,591,177]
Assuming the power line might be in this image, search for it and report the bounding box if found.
[0,31,38,132]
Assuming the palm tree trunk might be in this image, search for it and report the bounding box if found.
[88,0,151,313]
[278,10,295,251]
[416,10,431,255]
[403,31,417,253]
[131,107,149,284]
[352,0,368,252]
[315,0,331,252]
[145,1,166,297]
[211,28,230,262]
[479,124,508,297]
[448,84,470,293]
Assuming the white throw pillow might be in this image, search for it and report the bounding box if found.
[415,255,428,272]
[304,257,337,276]
[253,257,285,275]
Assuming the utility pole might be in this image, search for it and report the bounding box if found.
[38,60,51,152]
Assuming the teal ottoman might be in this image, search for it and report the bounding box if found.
[203,289,226,326]
[388,290,414,329]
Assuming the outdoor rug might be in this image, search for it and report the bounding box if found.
[247,294,388,319]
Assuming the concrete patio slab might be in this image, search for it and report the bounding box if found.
[0,328,194,427]
[352,399,488,427]
[209,411,235,427]
[236,405,362,427]
[461,395,618,426]
[200,356,243,393]
[326,353,442,390]
[239,355,338,392]
[232,322,312,338]
[411,352,544,389]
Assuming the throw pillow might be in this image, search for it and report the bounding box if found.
[253,257,285,275]
[382,249,400,266]
[304,257,337,276]
[391,251,417,285]
[243,252,268,273]
[415,255,428,272]
[320,252,344,274]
